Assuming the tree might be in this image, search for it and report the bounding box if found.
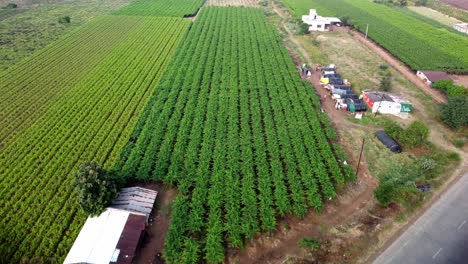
[399,0,407,6]
[440,96,468,129]
[298,23,309,35]
[58,16,71,24]
[73,161,118,216]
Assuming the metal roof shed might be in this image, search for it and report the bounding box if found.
[110,187,158,221]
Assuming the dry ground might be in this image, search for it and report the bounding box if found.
[439,0,468,11]
[408,6,461,26]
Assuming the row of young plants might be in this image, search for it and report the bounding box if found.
[0,16,150,151]
[116,7,353,263]
[114,0,205,17]
[0,17,190,262]
[280,0,468,72]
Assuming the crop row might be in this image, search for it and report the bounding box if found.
[0,16,190,262]
[116,7,353,263]
[281,0,468,72]
[114,0,205,17]
[0,16,151,151]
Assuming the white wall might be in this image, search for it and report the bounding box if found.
[372,101,401,114]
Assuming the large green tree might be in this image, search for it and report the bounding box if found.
[73,161,118,216]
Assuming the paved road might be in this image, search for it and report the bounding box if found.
[374,172,468,264]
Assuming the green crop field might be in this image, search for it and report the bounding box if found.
[0,15,189,262]
[114,0,205,17]
[115,7,353,263]
[281,0,468,73]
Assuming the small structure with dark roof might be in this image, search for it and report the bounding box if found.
[416,70,451,86]
[64,187,157,264]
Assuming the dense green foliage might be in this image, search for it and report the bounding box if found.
[440,97,468,128]
[384,120,429,148]
[114,0,205,17]
[73,162,117,216]
[280,0,468,72]
[58,15,71,24]
[0,16,189,262]
[115,7,352,263]
[432,80,468,97]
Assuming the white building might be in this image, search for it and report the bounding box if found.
[453,23,468,35]
[64,187,158,264]
[302,9,341,31]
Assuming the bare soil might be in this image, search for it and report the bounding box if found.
[133,183,177,264]
[449,74,468,87]
[439,0,468,11]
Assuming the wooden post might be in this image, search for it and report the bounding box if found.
[355,136,366,178]
[365,24,369,39]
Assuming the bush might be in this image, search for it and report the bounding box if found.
[384,120,403,139]
[380,73,392,92]
[299,238,322,250]
[440,96,468,128]
[432,79,452,91]
[58,16,71,24]
[399,121,429,148]
[73,161,118,216]
[415,0,428,6]
[5,3,17,8]
[374,181,395,206]
[447,85,467,97]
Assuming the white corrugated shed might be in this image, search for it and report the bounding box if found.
[64,208,129,264]
[110,187,158,220]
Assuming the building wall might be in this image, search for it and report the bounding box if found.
[372,101,401,114]
[416,71,431,86]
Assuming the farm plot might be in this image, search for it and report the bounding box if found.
[281,0,468,72]
[0,16,149,151]
[116,7,353,263]
[205,0,258,7]
[114,0,205,17]
[0,16,190,262]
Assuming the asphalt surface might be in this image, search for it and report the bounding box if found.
[374,172,468,264]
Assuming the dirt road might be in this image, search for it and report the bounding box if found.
[350,30,447,104]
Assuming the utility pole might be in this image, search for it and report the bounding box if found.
[355,136,366,178]
[365,24,369,39]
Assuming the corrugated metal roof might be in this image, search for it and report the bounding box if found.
[64,208,130,264]
[420,71,450,82]
[116,214,147,264]
[110,187,157,220]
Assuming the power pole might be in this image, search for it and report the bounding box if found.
[355,136,366,178]
[365,24,369,39]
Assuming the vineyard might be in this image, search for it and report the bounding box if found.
[206,0,259,7]
[0,16,190,262]
[114,0,205,17]
[281,0,468,72]
[115,7,354,263]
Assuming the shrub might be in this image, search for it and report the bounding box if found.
[384,120,403,139]
[73,161,118,216]
[58,16,71,24]
[440,96,468,128]
[399,121,429,148]
[419,158,437,171]
[298,238,322,250]
[380,73,392,92]
[447,85,467,97]
[5,3,17,9]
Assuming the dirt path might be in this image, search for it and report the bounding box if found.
[271,1,312,65]
[349,30,447,104]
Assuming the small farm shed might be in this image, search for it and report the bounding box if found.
[416,70,450,86]
[453,23,468,35]
[64,187,157,264]
[375,130,402,153]
[363,91,413,115]
[302,9,341,31]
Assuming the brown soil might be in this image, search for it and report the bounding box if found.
[347,29,447,104]
[449,74,468,87]
[133,183,177,264]
[439,0,468,11]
